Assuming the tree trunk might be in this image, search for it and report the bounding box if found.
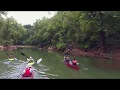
[98,11,106,53]
[98,30,106,52]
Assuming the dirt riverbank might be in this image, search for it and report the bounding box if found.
[0,45,120,61]
[71,48,120,61]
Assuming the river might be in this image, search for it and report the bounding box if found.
[0,48,120,79]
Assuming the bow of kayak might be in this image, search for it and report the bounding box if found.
[27,62,35,66]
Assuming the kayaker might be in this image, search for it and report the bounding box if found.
[27,56,35,63]
[64,56,73,65]
[22,65,33,77]
[9,54,14,58]
[72,58,78,66]
[64,56,70,62]
[48,46,52,53]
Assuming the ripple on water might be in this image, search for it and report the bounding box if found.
[0,59,57,79]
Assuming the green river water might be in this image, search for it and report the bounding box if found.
[0,48,120,79]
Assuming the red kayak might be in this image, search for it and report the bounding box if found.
[64,60,80,70]
[21,72,34,79]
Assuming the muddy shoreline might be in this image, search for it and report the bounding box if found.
[71,48,120,61]
[0,45,36,50]
[0,45,119,61]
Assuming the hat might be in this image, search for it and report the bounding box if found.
[30,56,32,59]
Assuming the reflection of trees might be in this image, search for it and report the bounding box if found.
[88,58,120,71]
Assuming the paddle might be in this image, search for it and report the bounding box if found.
[39,71,59,77]
[21,53,29,58]
[64,56,79,66]
[21,52,42,64]
[33,69,59,77]
[37,58,42,64]
[21,52,34,64]
[17,73,22,79]
[17,59,42,79]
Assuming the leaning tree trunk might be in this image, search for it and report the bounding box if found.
[98,11,107,53]
[98,30,106,52]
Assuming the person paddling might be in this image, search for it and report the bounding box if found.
[64,56,70,62]
[9,54,14,58]
[27,56,35,63]
[22,65,33,77]
[64,56,73,65]
[72,58,78,66]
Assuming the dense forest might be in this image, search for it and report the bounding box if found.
[0,11,120,53]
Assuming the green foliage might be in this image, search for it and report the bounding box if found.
[56,42,66,49]
[3,39,13,46]
[0,11,120,51]
[30,11,120,49]
[0,17,27,45]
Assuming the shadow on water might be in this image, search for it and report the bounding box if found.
[0,48,120,79]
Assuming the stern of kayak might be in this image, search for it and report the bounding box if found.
[64,60,80,70]
[21,72,34,79]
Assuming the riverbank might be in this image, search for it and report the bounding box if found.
[0,45,120,61]
[70,48,120,61]
[0,45,36,50]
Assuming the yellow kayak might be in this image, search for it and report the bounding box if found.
[27,62,35,66]
[8,58,14,61]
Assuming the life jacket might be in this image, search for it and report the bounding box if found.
[28,58,34,63]
[23,68,31,77]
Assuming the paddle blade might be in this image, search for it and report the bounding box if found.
[21,53,25,56]
[37,58,42,64]
[14,58,19,60]
[21,53,29,58]
[39,71,45,74]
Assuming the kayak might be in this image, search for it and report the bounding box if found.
[8,58,14,61]
[21,72,34,79]
[64,60,80,70]
[27,62,35,66]
[8,58,18,61]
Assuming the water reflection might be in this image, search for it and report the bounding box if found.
[0,48,120,79]
[0,58,60,79]
[88,58,120,71]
